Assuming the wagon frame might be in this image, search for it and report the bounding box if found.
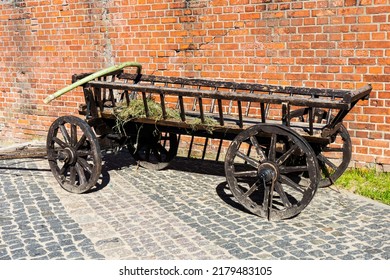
[44,63,372,220]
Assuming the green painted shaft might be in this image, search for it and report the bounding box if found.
[43,61,142,104]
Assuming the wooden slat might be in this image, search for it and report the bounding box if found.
[260,103,266,123]
[217,99,224,126]
[215,139,223,162]
[160,93,167,119]
[308,107,314,135]
[282,102,290,127]
[86,81,351,109]
[117,73,351,98]
[202,137,208,160]
[142,92,149,118]
[198,97,205,123]
[237,100,243,128]
[178,95,186,121]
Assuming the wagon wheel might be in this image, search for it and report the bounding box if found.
[289,108,351,188]
[47,116,102,194]
[225,124,320,221]
[129,130,178,170]
[316,124,351,188]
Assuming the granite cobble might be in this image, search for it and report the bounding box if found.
[0,152,389,260]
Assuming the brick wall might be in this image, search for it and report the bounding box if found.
[0,0,389,169]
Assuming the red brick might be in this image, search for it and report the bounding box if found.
[365,41,390,48]
[0,0,388,167]
[366,6,390,14]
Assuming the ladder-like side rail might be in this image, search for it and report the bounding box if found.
[85,81,353,110]
[74,72,371,137]
[117,73,353,99]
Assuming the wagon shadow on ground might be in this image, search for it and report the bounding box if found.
[89,150,137,193]
[161,155,254,216]
[99,151,252,214]
[0,158,52,173]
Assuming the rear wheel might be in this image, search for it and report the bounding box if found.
[47,116,102,193]
[289,108,351,188]
[129,127,178,170]
[316,124,351,188]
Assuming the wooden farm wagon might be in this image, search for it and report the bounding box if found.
[43,62,372,220]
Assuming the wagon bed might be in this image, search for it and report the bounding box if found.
[79,72,370,140]
[44,63,372,220]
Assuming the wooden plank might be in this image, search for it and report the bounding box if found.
[343,85,372,102]
[217,99,224,126]
[198,97,205,123]
[282,102,290,127]
[142,92,149,118]
[0,142,47,160]
[260,103,266,123]
[237,100,243,128]
[118,73,350,98]
[160,93,167,119]
[86,81,351,110]
[178,95,186,121]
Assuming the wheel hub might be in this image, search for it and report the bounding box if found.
[257,162,279,183]
[59,147,77,165]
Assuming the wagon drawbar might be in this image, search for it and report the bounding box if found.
[44,62,372,221]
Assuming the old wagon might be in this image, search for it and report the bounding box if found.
[44,62,372,220]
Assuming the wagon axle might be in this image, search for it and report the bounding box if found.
[258,162,278,183]
[58,147,77,165]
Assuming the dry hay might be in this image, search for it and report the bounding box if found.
[115,97,218,133]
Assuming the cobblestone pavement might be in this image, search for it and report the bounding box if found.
[0,152,389,260]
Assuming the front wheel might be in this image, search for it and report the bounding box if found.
[47,116,102,193]
[225,124,320,221]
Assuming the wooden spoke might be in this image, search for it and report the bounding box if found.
[244,181,260,198]
[233,170,258,177]
[71,124,77,146]
[59,124,71,144]
[53,137,67,148]
[319,160,331,177]
[74,135,86,150]
[69,166,76,185]
[75,162,87,185]
[77,157,93,174]
[268,133,277,161]
[276,144,298,165]
[250,136,266,162]
[267,181,275,221]
[59,163,69,176]
[280,175,305,194]
[76,150,92,157]
[279,165,308,174]
[236,151,259,168]
[317,153,337,170]
[262,184,270,212]
[274,182,292,208]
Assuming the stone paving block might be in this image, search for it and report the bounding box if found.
[0,156,389,260]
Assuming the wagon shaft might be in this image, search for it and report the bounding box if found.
[0,144,47,160]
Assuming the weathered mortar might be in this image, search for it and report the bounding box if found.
[0,0,389,170]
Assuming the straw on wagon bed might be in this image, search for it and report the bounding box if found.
[114,97,218,134]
